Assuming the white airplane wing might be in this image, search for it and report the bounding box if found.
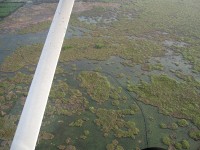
[11,0,75,149]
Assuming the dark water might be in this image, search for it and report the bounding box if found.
[0,26,87,63]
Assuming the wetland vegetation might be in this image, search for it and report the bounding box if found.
[162,135,190,149]
[18,21,51,34]
[93,108,139,138]
[127,75,200,128]
[106,140,124,150]
[188,129,200,141]
[78,71,111,103]
[0,1,24,18]
[1,0,200,149]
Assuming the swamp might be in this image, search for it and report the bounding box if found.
[0,0,200,149]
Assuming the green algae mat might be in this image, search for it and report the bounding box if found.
[0,0,200,149]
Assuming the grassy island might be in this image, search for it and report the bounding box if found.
[78,71,111,103]
[127,74,200,127]
[93,108,139,138]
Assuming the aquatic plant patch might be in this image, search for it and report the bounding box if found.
[127,74,200,128]
[0,2,24,18]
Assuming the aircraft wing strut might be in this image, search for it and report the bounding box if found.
[11,0,75,149]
